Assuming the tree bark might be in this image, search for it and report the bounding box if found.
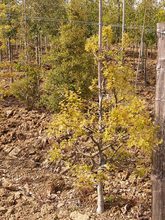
[152,23,165,220]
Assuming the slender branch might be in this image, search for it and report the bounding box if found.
[112,88,118,106]
[84,126,95,134]
[75,143,114,158]
[109,143,123,161]
[90,135,100,147]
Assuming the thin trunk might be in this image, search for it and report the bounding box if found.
[140,39,144,68]
[97,181,104,214]
[135,44,141,90]
[35,33,41,66]
[23,0,28,63]
[135,9,146,90]
[15,38,19,55]
[7,38,12,63]
[0,50,2,62]
[20,40,22,51]
[39,33,42,66]
[133,45,135,67]
[98,1,103,133]
[121,0,125,63]
[116,0,121,42]
[45,36,49,53]
[7,37,13,82]
[35,35,39,65]
[97,0,104,214]
[136,44,138,57]
[7,2,12,64]
[152,22,165,220]
[151,47,153,58]
[144,44,148,85]
[121,0,125,35]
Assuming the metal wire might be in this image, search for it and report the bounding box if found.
[0,16,156,33]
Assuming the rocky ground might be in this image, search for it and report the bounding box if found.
[0,61,156,220]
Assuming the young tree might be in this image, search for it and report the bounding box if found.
[48,26,157,213]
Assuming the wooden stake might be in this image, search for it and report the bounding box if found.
[152,23,165,220]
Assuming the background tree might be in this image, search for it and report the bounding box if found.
[0,0,20,63]
[41,0,96,111]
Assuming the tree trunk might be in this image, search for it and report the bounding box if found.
[135,11,146,90]
[121,0,125,46]
[133,45,135,66]
[121,0,125,63]
[116,0,121,42]
[39,33,42,66]
[152,23,165,220]
[144,44,148,85]
[7,37,13,82]
[23,0,29,64]
[0,50,2,62]
[45,36,49,53]
[97,0,104,214]
[7,37,12,63]
[35,35,39,65]
[97,181,104,214]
